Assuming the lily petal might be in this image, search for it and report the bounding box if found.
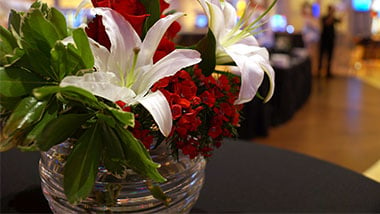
[60,72,136,103]
[260,63,275,102]
[138,12,185,67]
[225,44,272,104]
[88,38,111,73]
[132,49,201,95]
[136,91,172,137]
[222,0,237,30]
[93,8,141,76]
[199,0,225,40]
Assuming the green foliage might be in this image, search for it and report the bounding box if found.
[34,86,99,106]
[147,181,172,207]
[0,67,45,97]
[35,113,93,151]
[116,125,166,183]
[64,123,104,204]
[100,122,127,176]
[195,29,216,76]
[0,25,20,65]
[2,97,47,138]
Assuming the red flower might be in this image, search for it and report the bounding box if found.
[219,102,234,117]
[171,104,182,120]
[91,0,148,35]
[208,126,223,139]
[159,0,170,14]
[154,37,175,63]
[181,144,198,159]
[166,20,181,39]
[115,100,131,112]
[217,75,231,91]
[86,16,111,50]
[151,77,170,92]
[131,121,153,149]
[179,80,197,99]
[200,91,216,107]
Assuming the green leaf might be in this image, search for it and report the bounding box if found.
[0,96,22,111]
[2,97,47,138]
[8,9,23,35]
[147,181,172,206]
[20,101,59,149]
[48,7,68,38]
[72,28,94,69]
[22,8,60,50]
[64,123,103,204]
[0,67,46,97]
[50,42,85,80]
[0,129,27,152]
[0,25,20,66]
[195,29,216,76]
[140,0,161,37]
[35,113,92,151]
[17,3,69,81]
[0,136,18,152]
[107,107,134,128]
[33,85,61,99]
[99,122,126,176]
[96,113,116,128]
[34,86,101,109]
[30,1,49,14]
[21,42,52,78]
[116,125,166,183]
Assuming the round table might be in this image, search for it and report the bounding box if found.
[1,139,380,213]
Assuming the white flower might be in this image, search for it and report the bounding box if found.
[199,0,275,104]
[60,8,201,136]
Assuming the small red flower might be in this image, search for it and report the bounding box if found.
[115,100,131,112]
[208,126,223,139]
[200,91,216,107]
[171,104,182,120]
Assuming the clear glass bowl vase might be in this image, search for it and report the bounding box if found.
[39,140,206,213]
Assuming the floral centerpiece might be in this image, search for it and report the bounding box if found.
[0,0,276,210]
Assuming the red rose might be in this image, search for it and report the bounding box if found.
[154,37,175,63]
[86,16,111,50]
[160,0,170,14]
[166,20,181,39]
[91,0,148,35]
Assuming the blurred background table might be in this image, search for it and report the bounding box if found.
[1,139,380,213]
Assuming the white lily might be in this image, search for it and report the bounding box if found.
[198,0,276,104]
[60,8,201,136]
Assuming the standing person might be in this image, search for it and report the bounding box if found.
[302,2,320,76]
[318,5,341,78]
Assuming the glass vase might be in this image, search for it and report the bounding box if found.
[39,140,206,213]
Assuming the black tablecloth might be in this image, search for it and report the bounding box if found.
[239,56,312,139]
[1,139,380,213]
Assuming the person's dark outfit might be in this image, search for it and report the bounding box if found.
[318,15,340,78]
